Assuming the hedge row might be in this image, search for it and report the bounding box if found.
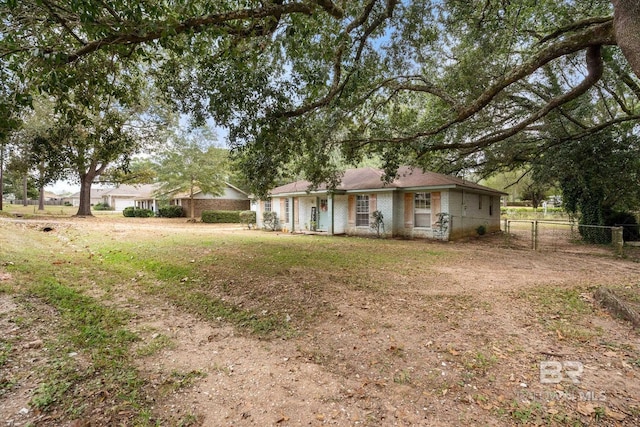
[201,210,242,223]
[158,205,184,218]
[122,207,154,218]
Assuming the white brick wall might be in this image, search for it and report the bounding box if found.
[298,197,316,231]
[333,195,348,234]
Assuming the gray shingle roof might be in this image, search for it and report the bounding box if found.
[270,166,506,195]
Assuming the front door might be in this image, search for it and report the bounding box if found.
[317,198,329,231]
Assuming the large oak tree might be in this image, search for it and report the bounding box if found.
[1,1,639,196]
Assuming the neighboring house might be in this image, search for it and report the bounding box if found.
[64,188,110,207]
[133,182,250,217]
[170,183,250,218]
[102,184,158,211]
[253,166,507,241]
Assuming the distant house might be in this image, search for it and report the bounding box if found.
[132,182,250,217]
[253,166,506,240]
[64,188,110,207]
[169,183,250,218]
[101,184,158,211]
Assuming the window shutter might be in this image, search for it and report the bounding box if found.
[280,199,286,221]
[294,198,300,227]
[370,193,377,213]
[431,191,441,223]
[404,193,413,228]
[348,195,355,226]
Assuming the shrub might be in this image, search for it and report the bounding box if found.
[263,211,278,231]
[476,225,486,236]
[134,208,154,217]
[370,210,385,237]
[605,211,640,241]
[239,210,257,229]
[93,202,111,211]
[123,207,154,218]
[158,205,184,218]
[201,210,242,223]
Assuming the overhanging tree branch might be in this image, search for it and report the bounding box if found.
[341,22,616,149]
[36,2,341,64]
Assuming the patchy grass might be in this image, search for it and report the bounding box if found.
[1,218,639,426]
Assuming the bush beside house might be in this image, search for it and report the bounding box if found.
[158,205,184,218]
[263,211,278,231]
[239,210,256,229]
[201,210,242,223]
[123,207,154,218]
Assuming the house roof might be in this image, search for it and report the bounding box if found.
[270,166,507,196]
[67,188,111,198]
[171,182,248,199]
[101,184,158,198]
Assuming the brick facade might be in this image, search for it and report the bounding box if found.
[181,199,250,218]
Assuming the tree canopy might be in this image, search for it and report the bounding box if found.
[1,0,639,198]
[153,127,229,221]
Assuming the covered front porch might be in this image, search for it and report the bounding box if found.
[278,192,346,235]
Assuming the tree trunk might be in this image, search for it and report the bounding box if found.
[612,0,640,79]
[38,185,45,211]
[189,181,195,221]
[22,175,27,206]
[0,145,4,211]
[75,174,95,216]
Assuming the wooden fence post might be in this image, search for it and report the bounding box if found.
[613,227,624,256]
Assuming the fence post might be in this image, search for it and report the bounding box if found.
[504,218,509,233]
[532,220,538,250]
[613,227,624,256]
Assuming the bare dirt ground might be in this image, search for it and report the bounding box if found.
[1,217,639,426]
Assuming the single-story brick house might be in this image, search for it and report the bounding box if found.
[95,182,249,216]
[102,184,158,211]
[168,183,250,218]
[253,166,506,240]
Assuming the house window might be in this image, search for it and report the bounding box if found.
[264,199,272,212]
[284,198,289,223]
[489,196,493,216]
[356,195,369,226]
[414,192,431,227]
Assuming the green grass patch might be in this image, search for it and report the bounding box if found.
[523,287,602,341]
[136,333,174,357]
[28,278,138,365]
[524,287,592,318]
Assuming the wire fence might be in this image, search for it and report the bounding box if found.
[503,219,627,257]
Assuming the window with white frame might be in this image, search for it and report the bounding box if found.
[264,199,272,212]
[356,195,369,226]
[414,192,431,227]
[284,198,289,223]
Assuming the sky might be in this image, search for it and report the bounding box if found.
[45,180,80,194]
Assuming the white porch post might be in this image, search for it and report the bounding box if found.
[328,193,334,235]
[289,197,294,232]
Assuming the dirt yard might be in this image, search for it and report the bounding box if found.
[1,216,639,426]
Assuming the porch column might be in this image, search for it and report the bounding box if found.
[290,197,295,232]
[328,194,334,235]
